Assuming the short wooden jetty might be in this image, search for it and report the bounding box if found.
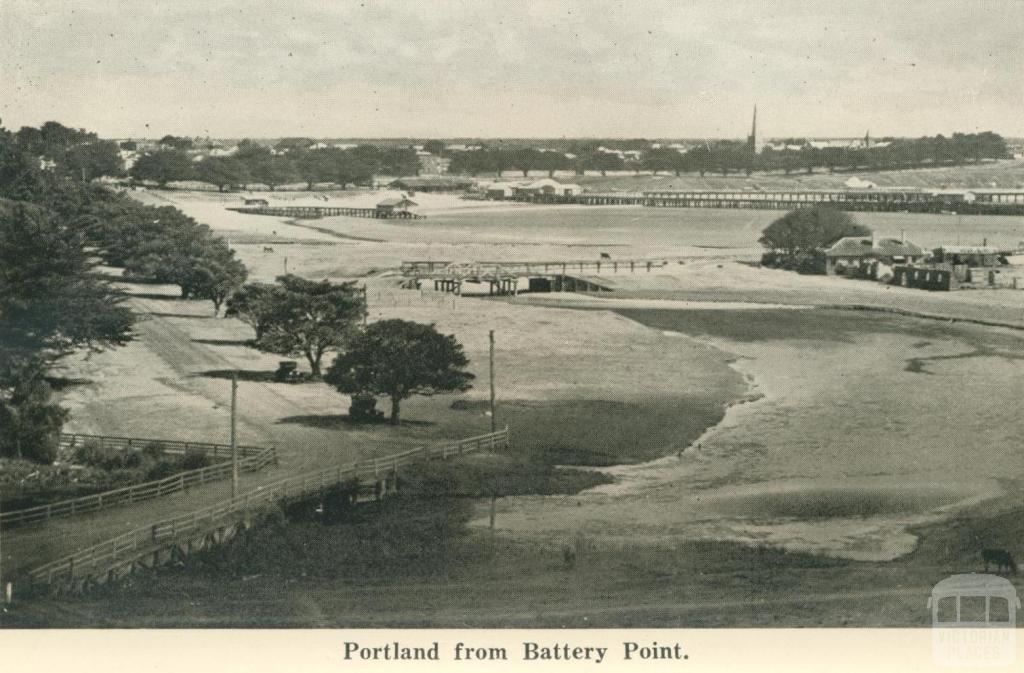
[226,205,426,220]
[398,257,681,295]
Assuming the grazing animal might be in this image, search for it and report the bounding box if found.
[263,246,274,253]
[982,548,1018,574]
[600,252,612,259]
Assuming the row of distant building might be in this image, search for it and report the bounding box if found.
[824,233,1024,291]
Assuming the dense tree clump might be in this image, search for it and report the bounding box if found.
[325,319,474,425]
[0,119,248,461]
[759,207,871,272]
[128,139,420,191]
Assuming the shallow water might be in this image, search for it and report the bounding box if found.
[471,308,1024,561]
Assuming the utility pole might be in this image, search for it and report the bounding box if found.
[489,330,496,433]
[284,256,288,275]
[0,490,4,603]
[0,490,8,606]
[363,285,368,327]
[231,372,238,501]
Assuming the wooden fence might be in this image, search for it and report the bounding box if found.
[60,432,267,459]
[1,447,278,529]
[27,428,509,589]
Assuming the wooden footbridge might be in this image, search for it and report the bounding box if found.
[20,427,509,595]
[226,205,425,220]
[399,257,683,295]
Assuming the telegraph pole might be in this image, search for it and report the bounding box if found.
[0,491,4,603]
[0,491,8,606]
[489,330,496,433]
[231,372,239,500]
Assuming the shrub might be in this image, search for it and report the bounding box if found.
[142,442,167,461]
[73,440,129,470]
[180,448,211,472]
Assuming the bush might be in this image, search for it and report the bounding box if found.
[73,440,130,470]
[142,442,167,461]
[180,448,211,472]
[0,361,67,464]
[761,249,826,274]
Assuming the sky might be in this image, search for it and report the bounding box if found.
[2,0,1023,140]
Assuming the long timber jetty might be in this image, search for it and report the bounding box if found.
[226,205,425,220]
[523,188,1024,214]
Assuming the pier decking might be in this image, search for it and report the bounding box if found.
[516,188,1024,214]
[399,257,685,295]
[226,205,426,220]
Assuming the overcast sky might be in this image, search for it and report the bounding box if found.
[2,0,1022,139]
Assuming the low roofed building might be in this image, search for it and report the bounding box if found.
[388,176,475,192]
[376,196,418,214]
[824,235,926,276]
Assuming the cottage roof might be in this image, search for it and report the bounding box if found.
[389,176,474,188]
[825,236,925,258]
[377,197,417,208]
[936,245,999,255]
[524,178,563,189]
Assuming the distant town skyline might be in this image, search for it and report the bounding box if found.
[2,0,1022,139]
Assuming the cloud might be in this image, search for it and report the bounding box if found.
[1,0,1021,137]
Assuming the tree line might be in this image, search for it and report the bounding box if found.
[446,132,1009,178]
[130,141,421,191]
[0,120,247,463]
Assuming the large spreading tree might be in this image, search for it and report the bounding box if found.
[130,149,194,186]
[232,275,366,376]
[325,319,474,425]
[759,206,871,270]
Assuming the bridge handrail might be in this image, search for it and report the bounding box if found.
[1,447,277,529]
[60,432,266,458]
[27,428,509,585]
[401,257,678,276]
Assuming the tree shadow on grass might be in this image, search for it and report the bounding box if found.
[197,368,322,384]
[120,292,185,301]
[192,338,253,347]
[197,369,278,383]
[276,414,434,429]
[44,376,92,390]
[144,311,220,320]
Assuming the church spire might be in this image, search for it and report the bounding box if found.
[747,105,758,153]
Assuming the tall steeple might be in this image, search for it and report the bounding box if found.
[747,105,758,153]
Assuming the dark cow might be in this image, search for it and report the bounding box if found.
[982,548,1018,574]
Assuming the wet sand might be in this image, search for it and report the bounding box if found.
[470,308,1024,561]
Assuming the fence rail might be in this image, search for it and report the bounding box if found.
[400,257,681,277]
[60,432,267,459]
[1,447,278,529]
[27,428,509,588]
